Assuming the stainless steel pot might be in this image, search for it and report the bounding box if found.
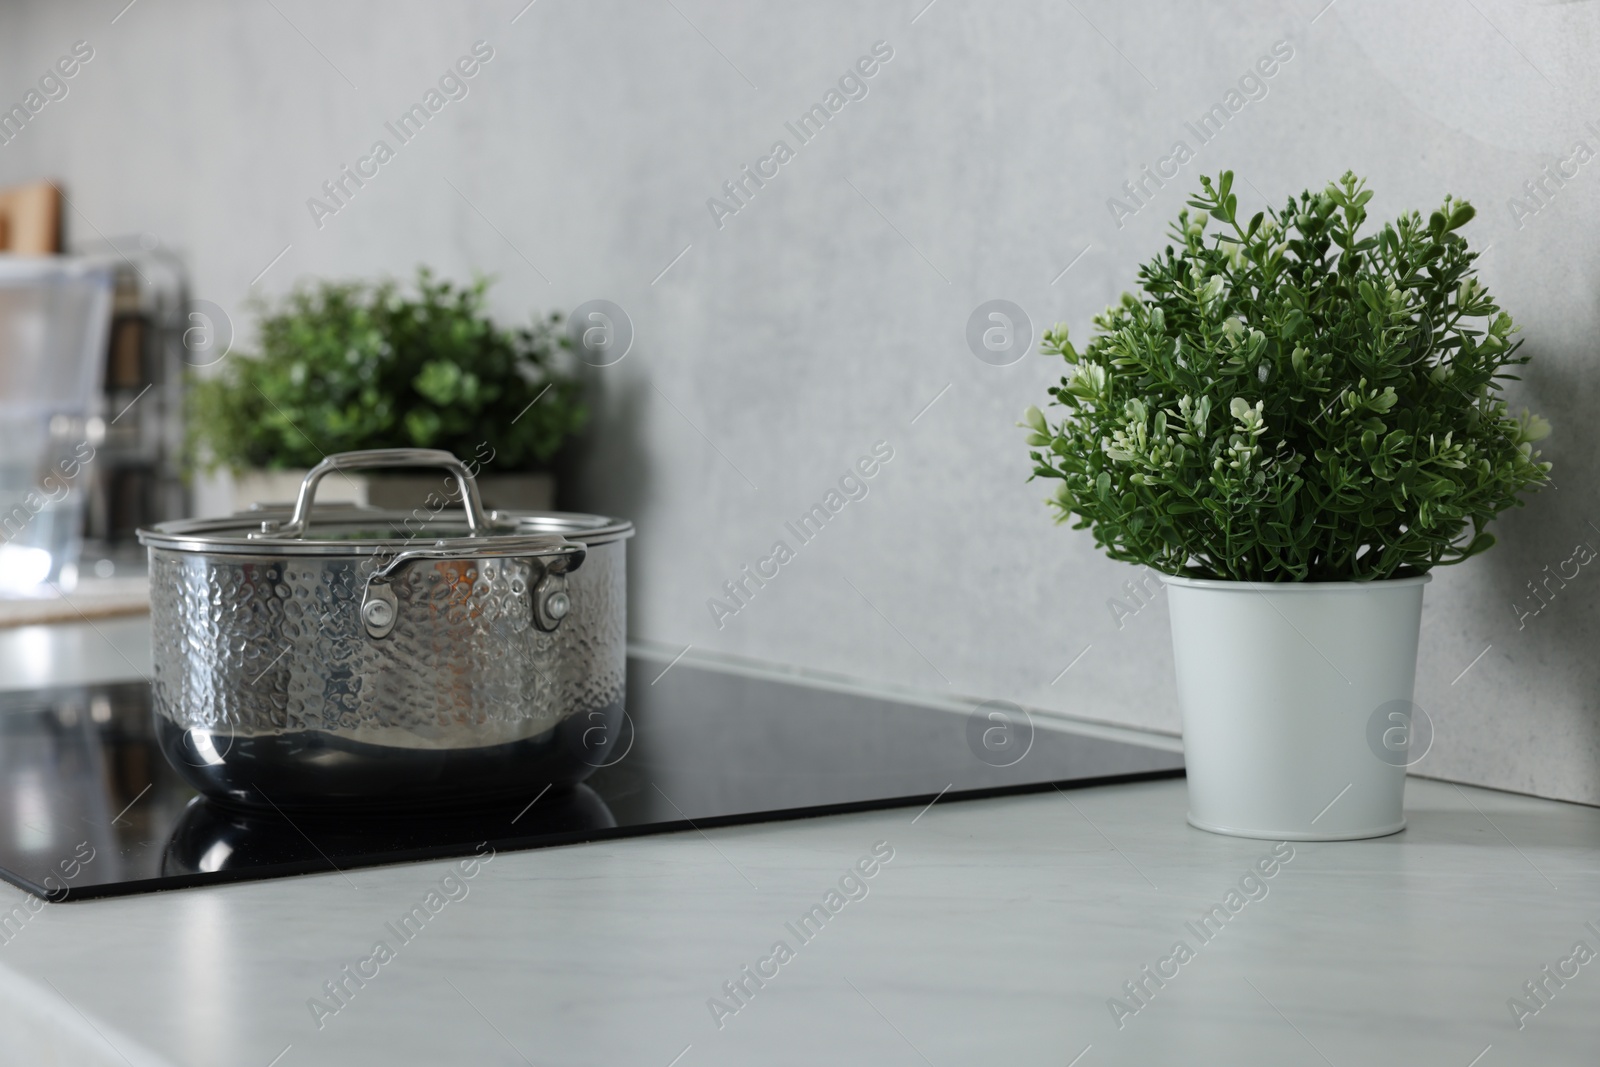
[137,449,633,812]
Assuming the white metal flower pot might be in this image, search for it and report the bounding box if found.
[1161,574,1429,840]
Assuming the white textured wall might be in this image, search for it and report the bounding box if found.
[2,0,1595,803]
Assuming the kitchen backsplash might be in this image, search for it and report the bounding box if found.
[2,1,1593,804]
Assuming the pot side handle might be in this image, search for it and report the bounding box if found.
[359,536,587,640]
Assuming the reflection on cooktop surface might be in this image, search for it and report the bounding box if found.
[0,656,1183,901]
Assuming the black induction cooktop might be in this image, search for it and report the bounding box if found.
[0,655,1183,901]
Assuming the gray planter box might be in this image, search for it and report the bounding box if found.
[365,471,555,513]
[231,469,556,515]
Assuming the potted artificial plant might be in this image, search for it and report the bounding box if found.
[190,268,586,512]
[1023,171,1550,839]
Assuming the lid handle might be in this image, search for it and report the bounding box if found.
[250,448,491,539]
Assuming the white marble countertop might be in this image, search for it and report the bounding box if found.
[1,620,1597,1066]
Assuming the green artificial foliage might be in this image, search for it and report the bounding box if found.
[189,268,586,473]
[1024,171,1551,581]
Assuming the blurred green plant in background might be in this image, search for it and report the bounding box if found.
[190,268,585,473]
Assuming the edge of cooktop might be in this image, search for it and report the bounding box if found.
[629,640,1186,753]
[37,765,1185,902]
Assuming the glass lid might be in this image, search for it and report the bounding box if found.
[136,449,631,555]
[137,507,631,555]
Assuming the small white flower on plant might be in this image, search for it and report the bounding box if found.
[1229,396,1266,438]
[1174,394,1211,442]
[1515,410,1551,443]
[1019,405,1051,446]
[1225,432,1257,470]
[1101,434,1135,463]
[1427,432,1468,469]
[1066,363,1108,399]
[1223,402,1264,470]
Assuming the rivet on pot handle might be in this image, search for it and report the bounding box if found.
[251,448,492,539]
[359,535,588,640]
[531,571,570,632]
[361,583,399,639]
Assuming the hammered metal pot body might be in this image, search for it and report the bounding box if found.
[146,532,628,811]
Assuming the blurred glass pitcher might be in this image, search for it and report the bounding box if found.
[0,257,112,595]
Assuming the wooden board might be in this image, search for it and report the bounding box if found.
[0,181,61,253]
